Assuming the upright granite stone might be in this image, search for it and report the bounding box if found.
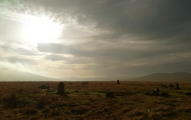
[117,80,120,84]
[153,88,160,95]
[57,82,65,95]
[175,82,180,90]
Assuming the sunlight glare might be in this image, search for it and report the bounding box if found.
[22,15,62,44]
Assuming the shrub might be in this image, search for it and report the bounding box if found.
[23,108,38,115]
[2,93,19,108]
[106,92,114,98]
[36,97,49,109]
[70,108,88,115]
[51,110,61,116]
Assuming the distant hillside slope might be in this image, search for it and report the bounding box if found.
[129,72,191,82]
[0,69,57,81]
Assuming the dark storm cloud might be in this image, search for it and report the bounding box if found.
[3,0,191,46]
[12,0,190,42]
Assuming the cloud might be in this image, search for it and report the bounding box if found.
[37,41,191,78]
[2,0,191,42]
[7,56,35,64]
[14,0,191,41]
[45,54,65,61]
[37,43,73,54]
[37,41,191,61]
[1,0,191,79]
[0,42,39,56]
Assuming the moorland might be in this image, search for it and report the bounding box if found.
[0,81,191,120]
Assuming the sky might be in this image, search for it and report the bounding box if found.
[0,0,191,80]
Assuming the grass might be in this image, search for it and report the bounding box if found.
[0,81,191,120]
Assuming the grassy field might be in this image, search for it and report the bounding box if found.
[0,81,191,120]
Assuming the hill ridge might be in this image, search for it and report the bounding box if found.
[129,72,191,82]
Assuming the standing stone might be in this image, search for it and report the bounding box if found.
[153,88,160,95]
[117,80,120,84]
[175,82,180,90]
[57,82,65,95]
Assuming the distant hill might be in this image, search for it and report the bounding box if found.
[129,72,191,82]
[0,69,58,81]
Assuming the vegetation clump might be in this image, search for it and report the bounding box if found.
[106,91,114,98]
[23,107,38,115]
[169,84,174,88]
[2,93,19,108]
[38,84,49,89]
[185,92,191,95]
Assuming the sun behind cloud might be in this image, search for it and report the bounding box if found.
[22,15,63,44]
